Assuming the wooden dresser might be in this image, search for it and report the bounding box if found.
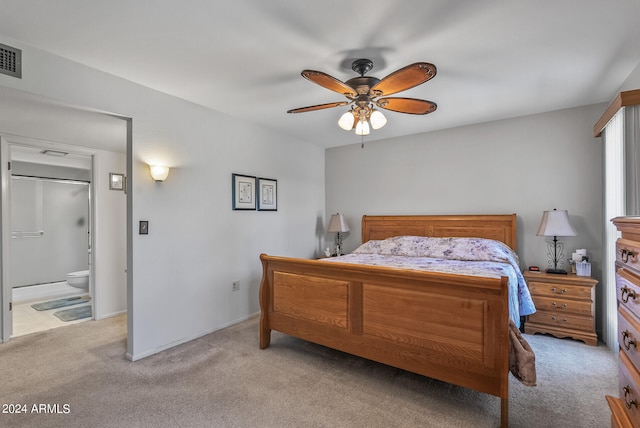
[523,270,597,346]
[608,217,640,427]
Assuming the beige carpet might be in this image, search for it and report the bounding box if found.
[0,314,617,427]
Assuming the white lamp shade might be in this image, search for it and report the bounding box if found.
[150,165,170,182]
[536,209,577,237]
[338,111,356,130]
[327,213,349,233]
[369,110,387,129]
[355,120,370,136]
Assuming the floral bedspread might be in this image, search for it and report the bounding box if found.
[321,236,536,327]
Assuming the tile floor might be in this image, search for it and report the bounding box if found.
[12,284,91,337]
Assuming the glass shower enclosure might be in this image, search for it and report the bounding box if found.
[10,176,90,288]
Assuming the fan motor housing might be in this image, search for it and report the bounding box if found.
[345,76,380,95]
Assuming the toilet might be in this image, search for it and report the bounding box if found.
[66,270,89,290]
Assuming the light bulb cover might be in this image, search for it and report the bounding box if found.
[355,120,370,136]
[150,165,170,182]
[338,111,356,131]
[370,110,387,129]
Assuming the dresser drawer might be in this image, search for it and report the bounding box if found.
[531,295,592,316]
[619,350,640,427]
[618,238,640,276]
[618,269,640,319]
[527,310,593,332]
[527,281,592,301]
[607,394,635,428]
[620,306,640,371]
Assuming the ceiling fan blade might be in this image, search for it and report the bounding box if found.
[370,63,437,97]
[376,98,437,115]
[301,70,358,97]
[287,101,350,114]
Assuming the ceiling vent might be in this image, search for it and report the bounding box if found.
[0,43,22,78]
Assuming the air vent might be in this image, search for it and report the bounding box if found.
[0,43,22,78]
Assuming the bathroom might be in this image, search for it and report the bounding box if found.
[10,146,93,336]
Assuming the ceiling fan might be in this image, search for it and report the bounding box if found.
[287,58,437,136]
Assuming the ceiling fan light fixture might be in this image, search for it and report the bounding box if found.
[288,59,437,137]
[338,111,356,131]
[369,110,387,130]
[355,120,370,136]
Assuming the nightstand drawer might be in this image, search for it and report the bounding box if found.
[527,310,593,332]
[527,281,592,301]
[531,295,591,316]
[523,271,597,345]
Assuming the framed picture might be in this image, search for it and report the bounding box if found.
[258,178,277,211]
[109,173,125,191]
[232,173,256,210]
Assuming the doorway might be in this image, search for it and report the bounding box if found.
[0,87,128,343]
[9,145,94,336]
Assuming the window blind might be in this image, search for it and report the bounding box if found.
[603,108,625,351]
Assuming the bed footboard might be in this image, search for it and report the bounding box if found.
[259,254,511,427]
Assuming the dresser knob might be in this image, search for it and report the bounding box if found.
[624,385,638,409]
[550,287,567,294]
[551,302,568,308]
[622,287,636,303]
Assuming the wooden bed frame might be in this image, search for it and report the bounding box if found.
[259,214,518,427]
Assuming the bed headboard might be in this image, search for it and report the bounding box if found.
[361,214,517,250]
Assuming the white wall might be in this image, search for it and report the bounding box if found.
[93,149,127,319]
[326,104,605,331]
[0,38,325,359]
[618,61,640,92]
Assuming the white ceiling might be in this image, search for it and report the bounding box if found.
[1,0,640,148]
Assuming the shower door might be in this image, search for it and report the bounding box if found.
[11,176,90,288]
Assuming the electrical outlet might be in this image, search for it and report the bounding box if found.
[232,280,240,291]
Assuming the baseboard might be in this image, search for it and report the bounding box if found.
[94,309,126,320]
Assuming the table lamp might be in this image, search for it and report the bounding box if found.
[328,213,349,256]
[536,209,577,274]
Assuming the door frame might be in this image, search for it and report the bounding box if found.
[1,137,10,341]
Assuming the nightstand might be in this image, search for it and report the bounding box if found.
[523,270,598,345]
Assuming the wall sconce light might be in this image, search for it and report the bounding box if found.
[149,165,170,182]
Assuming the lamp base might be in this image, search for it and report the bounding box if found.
[545,268,568,275]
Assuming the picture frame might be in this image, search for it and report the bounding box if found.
[257,178,277,211]
[232,173,256,210]
[109,173,125,191]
